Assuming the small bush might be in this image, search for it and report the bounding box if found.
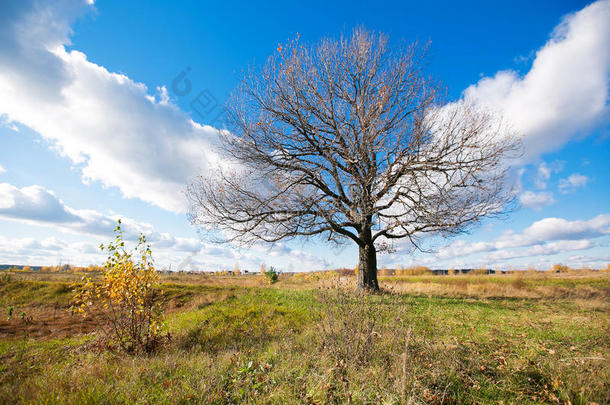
[552,263,570,273]
[512,278,527,290]
[0,272,12,284]
[265,267,279,284]
[72,220,164,353]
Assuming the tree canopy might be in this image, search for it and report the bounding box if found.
[187,29,520,290]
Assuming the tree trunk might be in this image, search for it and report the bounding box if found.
[356,226,379,291]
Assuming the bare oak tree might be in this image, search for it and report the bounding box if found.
[187,29,520,291]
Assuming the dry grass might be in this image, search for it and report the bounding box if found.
[379,271,610,300]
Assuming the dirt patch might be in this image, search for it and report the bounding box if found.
[0,290,234,340]
[0,305,100,340]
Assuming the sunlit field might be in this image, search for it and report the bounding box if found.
[1,268,608,404]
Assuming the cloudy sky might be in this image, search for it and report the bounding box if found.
[0,0,608,271]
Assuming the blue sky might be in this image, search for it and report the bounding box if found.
[0,0,608,271]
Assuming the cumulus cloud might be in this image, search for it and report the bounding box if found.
[0,234,100,266]
[435,240,494,260]
[558,173,590,194]
[0,0,222,213]
[535,164,551,189]
[565,254,610,268]
[0,183,79,222]
[0,181,330,270]
[533,161,564,189]
[463,1,610,162]
[519,190,556,211]
[435,214,610,261]
[487,239,595,261]
[497,214,610,248]
[0,182,200,251]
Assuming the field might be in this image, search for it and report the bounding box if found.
[0,270,608,404]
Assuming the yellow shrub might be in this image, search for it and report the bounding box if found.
[552,263,570,273]
[72,220,163,353]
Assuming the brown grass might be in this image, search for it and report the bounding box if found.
[379,271,610,299]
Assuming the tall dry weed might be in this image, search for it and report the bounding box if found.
[316,283,412,366]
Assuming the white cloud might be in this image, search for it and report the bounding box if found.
[519,190,556,210]
[535,162,551,189]
[487,239,595,260]
[558,173,589,194]
[0,234,100,266]
[565,254,610,268]
[463,1,610,162]
[0,181,330,270]
[533,161,564,189]
[0,1,223,213]
[433,214,610,261]
[497,214,610,248]
[0,164,5,174]
[258,244,330,270]
[435,239,494,260]
[0,183,79,222]
[0,182,197,250]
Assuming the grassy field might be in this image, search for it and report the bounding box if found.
[0,270,608,404]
